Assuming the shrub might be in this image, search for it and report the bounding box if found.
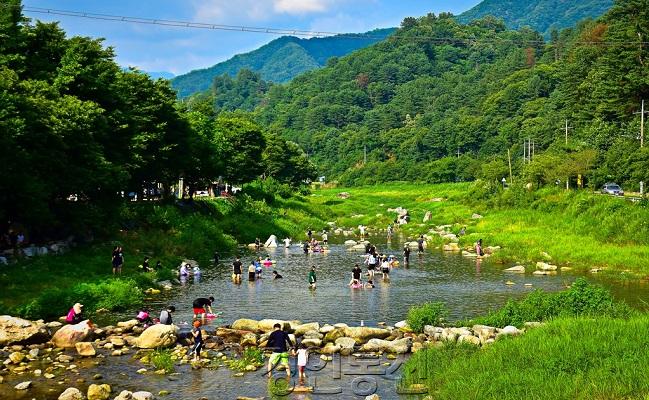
[407,302,449,333]
[150,348,175,373]
[474,278,633,327]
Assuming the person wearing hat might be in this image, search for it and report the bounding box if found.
[66,303,84,324]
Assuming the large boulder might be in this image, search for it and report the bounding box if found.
[343,327,391,344]
[136,324,178,349]
[0,315,50,346]
[335,337,356,356]
[294,322,320,337]
[320,343,341,354]
[116,320,139,332]
[536,262,558,271]
[217,328,251,343]
[301,338,322,348]
[58,387,84,400]
[240,332,258,347]
[87,384,111,400]
[75,342,96,356]
[51,320,93,348]
[360,338,411,354]
[232,319,259,332]
[323,328,346,343]
[258,319,291,332]
[504,265,525,273]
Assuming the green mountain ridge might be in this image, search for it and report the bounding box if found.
[171,29,395,98]
[255,0,648,188]
[457,0,614,37]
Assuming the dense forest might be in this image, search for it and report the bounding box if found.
[457,0,614,37]
[254,0,648,188]
[0,0,315,238]
[171,29,395,98]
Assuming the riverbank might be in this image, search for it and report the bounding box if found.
[3,181,649,321]
[0,279,640,399]
[0,191,330,320]
[307,182,649,278]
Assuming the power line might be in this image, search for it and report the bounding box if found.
[3,3,648,48]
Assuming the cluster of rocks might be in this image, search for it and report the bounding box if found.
[1,239,73,265]
[1,313,542,399]
[0,315,171,399]
[217,318,541,358]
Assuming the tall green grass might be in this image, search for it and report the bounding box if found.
[401,317,649,399]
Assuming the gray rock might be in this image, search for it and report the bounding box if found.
[14,381,32,390]
[0,315,49,346]
[58,387,84,400]
[132,391,154,400]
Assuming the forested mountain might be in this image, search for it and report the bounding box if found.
[171,28,395,97]
[457,0,614,37]
[257,0,649,188]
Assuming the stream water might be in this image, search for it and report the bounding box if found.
[3,234,648,399]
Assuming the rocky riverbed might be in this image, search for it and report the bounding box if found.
[0,314,540,399]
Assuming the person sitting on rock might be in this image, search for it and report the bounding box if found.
[136,309,153,327]
[65,303,84,324]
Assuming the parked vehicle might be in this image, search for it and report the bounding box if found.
[601,183,624,196]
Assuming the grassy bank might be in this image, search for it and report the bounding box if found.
[401,316,649,400]
[400,280,644,399]
[0,188,329,320]
[307,182,649,276]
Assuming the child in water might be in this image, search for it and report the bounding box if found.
[190,320,203,362]
[296,342,309,384]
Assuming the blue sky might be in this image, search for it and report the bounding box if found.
[23,1,482,75]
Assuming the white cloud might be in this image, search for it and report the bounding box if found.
[193,0,272,22]
[273,0,329,15]
[193,0,340,22]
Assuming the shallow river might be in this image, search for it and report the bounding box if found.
[3,234,648,400]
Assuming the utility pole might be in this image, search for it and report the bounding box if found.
[634,100,647,195]
[564,119,573,145]
[507,149,513,184]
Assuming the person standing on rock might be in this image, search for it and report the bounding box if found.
[65,303,84,324]
[159,305,175,325]
[475,239,484,256]
[232,257,242,283]
[266,323,294,378]
[308,266,317,289]
[322,231,328,245]
[192,296,214,319]
[190,320,204,362]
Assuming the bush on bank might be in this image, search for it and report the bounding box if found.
[405,279,633,332]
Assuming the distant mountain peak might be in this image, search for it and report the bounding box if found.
[171,28,395,98]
